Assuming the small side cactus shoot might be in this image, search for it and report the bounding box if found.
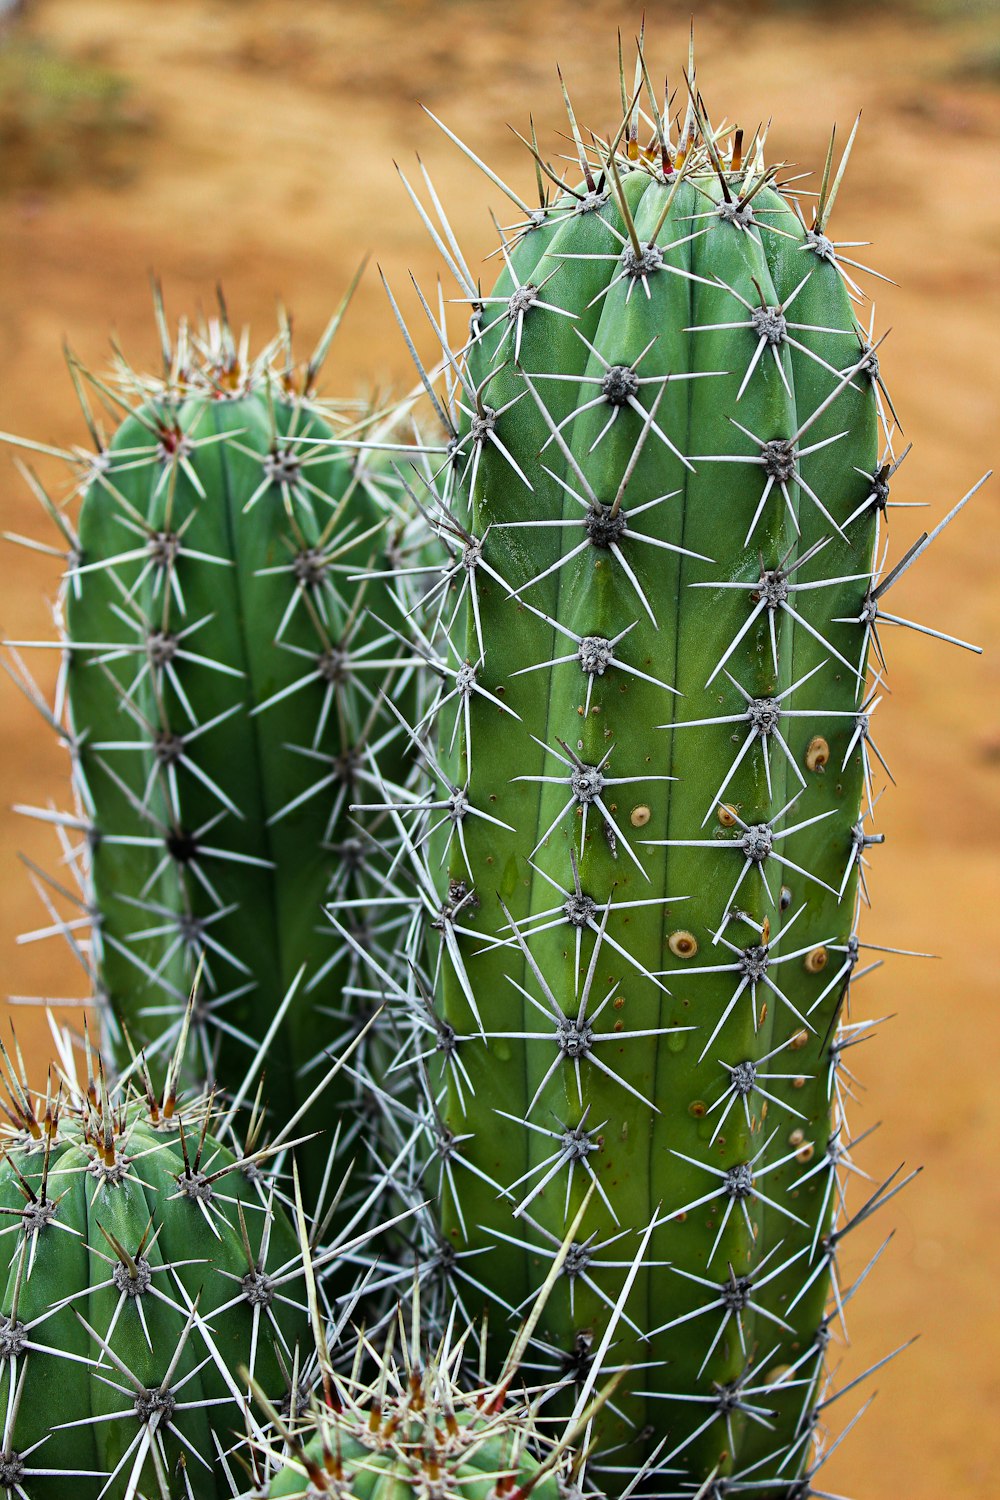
[259,1271,589,1500]
[356,40,989,1497]
[0,1024,310,1500]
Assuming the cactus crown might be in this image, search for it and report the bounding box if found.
[262,1323,570,1500]
[258,1205,629,1500]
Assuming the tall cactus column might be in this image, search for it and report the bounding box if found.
[388,64,928,1495]
[10,303,423,1199]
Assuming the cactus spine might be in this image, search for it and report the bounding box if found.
[260,1316,571,1500]
[257,1207,612,1500]
[365,47,988,1497]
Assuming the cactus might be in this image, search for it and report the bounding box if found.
[1,32,990,1500]
[260,1332,570,1500]
[353,41,990,1498]
[256,1207,621,1500]
[5,288,426,1196]
[0,1023,311,1500]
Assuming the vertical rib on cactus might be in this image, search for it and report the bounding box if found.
[714,167,885,1474]
[374,48,986,1495]
[7,293,424,1199]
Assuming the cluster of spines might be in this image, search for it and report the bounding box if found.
[334,40,989,1500]
[0,1007,437,1500]
[248,1202,634,1500]
[4,287,432,1199]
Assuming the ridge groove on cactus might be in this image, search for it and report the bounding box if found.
[337,36,991,1499]
[3,285,431,1197]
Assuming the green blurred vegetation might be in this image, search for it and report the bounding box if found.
[0,34,152,193]
[760,0,999,82]
[906,0,993,14]
[763,0,992,10]
[954,38,1000,81]
[899,0,1000,79]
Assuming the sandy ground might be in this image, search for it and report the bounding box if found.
[0,2,998,1494]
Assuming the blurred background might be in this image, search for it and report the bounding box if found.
[0,0,997,1494]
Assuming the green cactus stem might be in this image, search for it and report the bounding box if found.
[262,1349,569,1500]
[0,1023,311,1500]
[5,288,427,1197]
[357,41,989,1498]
